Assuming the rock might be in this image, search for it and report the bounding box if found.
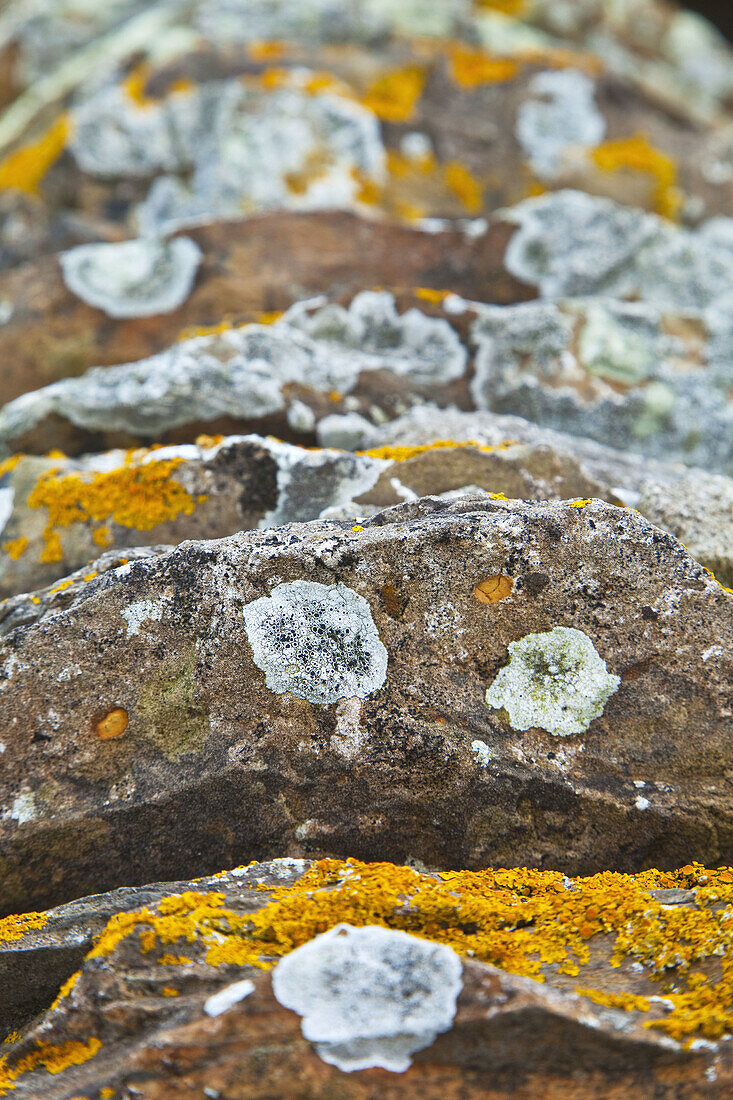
[360,407,733,588]
[2,268,732,472]
[0,215,509,407]
[0,496,730,915]
[3,428,731,598]
[2,856,732,1096]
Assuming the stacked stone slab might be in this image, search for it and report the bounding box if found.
[0,2,731,1097]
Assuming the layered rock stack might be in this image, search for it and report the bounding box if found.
[0,1,731,1096]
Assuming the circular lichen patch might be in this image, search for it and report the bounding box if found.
[485,625,620,737]
[242,580,388,705]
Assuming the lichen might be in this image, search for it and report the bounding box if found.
[59,236,202,319]
[444,161,483,213]
[242,580,388,705]
[0,115,70,195]
[0,911,47,945]
[74,858,733,1047]
[272,924,462,1072]
[361,66,426,122]
[591,134,682,221]
[27,454,199,562]
[448,44,518,86]
[474,575,514,603]
[0,1039,101,1095]
[95,709,128,740]
[516,69,606,178]
[485,625,620,736]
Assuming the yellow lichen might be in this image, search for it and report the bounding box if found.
[100,1088,115,1098]
[0,911,47,945]
[50,971,81,1011]
[474,575,514,604]
[576,987,651,1012]
[361,66,426,122]
[0,1039,101,1095]
[358,440,511,461]
[448,45,518,87]
[75,859,733,1046]
[92,527,112,549]
[161,987,179,997]
[247,40,288,62]
[0,1039,19,1049]
[591,134,682,221]
[351,525,364,533]
[39,531,63,564]
[0,116,70,195]
[158,954,193,965]
[27,455,199,559]
[2,537,28,561]
[95,709,129,741]
[569,499,591,509]
[444,161,483,213]
[0,456,22,479]
[475,0,527,13]
[414,287,452,304]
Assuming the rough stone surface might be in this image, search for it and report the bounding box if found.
[0,497,730,916]
[0,215,507,408]
[360,407,733,589]
[1,857,732,1098]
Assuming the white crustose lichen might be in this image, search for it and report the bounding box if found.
[485,625,620,737]
[272,923,462,1073]
[242,580,388,705]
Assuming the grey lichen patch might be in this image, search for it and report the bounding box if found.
[485,626,620,737]
[469,297,733,473]
[242,580,388,705]
[503,190,733,310]
[272,924,462,1073]
[59,236,202,319]
[516,69,606,178]
[0,291,465,447]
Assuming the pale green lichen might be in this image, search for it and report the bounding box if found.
[485,625,620,737]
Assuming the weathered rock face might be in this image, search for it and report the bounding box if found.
[0,497,730,915]
[0,217,511,406]
[2,857,733,1098]
[360,409,733,588]
[3,430,733,597]
[2,260,732,473]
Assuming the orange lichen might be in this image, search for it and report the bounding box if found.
[591,134,682,221]
[444,161,483,213]
[247,40,288,61]
[414,287,452,304]
[0,911,47,945]
[2,537,28,561]
[576,988,651,1012]
[0,456,22,480]
[100,1088,115,1098]
[0,1039,101,1095]
[358,440,512,461]
[27,455,199,559]
[448,45,518,87]
[475,0,527,13]
[162,987,179,997]
[0,116,70,195]
[39,531,63,564]
[92,526,112,548]
[74,859,733,1045]
[50,971,81,1011]
[361,66,426,122]
[95,709,129,741]
[474,575,514,604]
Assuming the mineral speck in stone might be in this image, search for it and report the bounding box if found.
[271,923,463,1072]
[485,625,621,737]
[242,579,388,704]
